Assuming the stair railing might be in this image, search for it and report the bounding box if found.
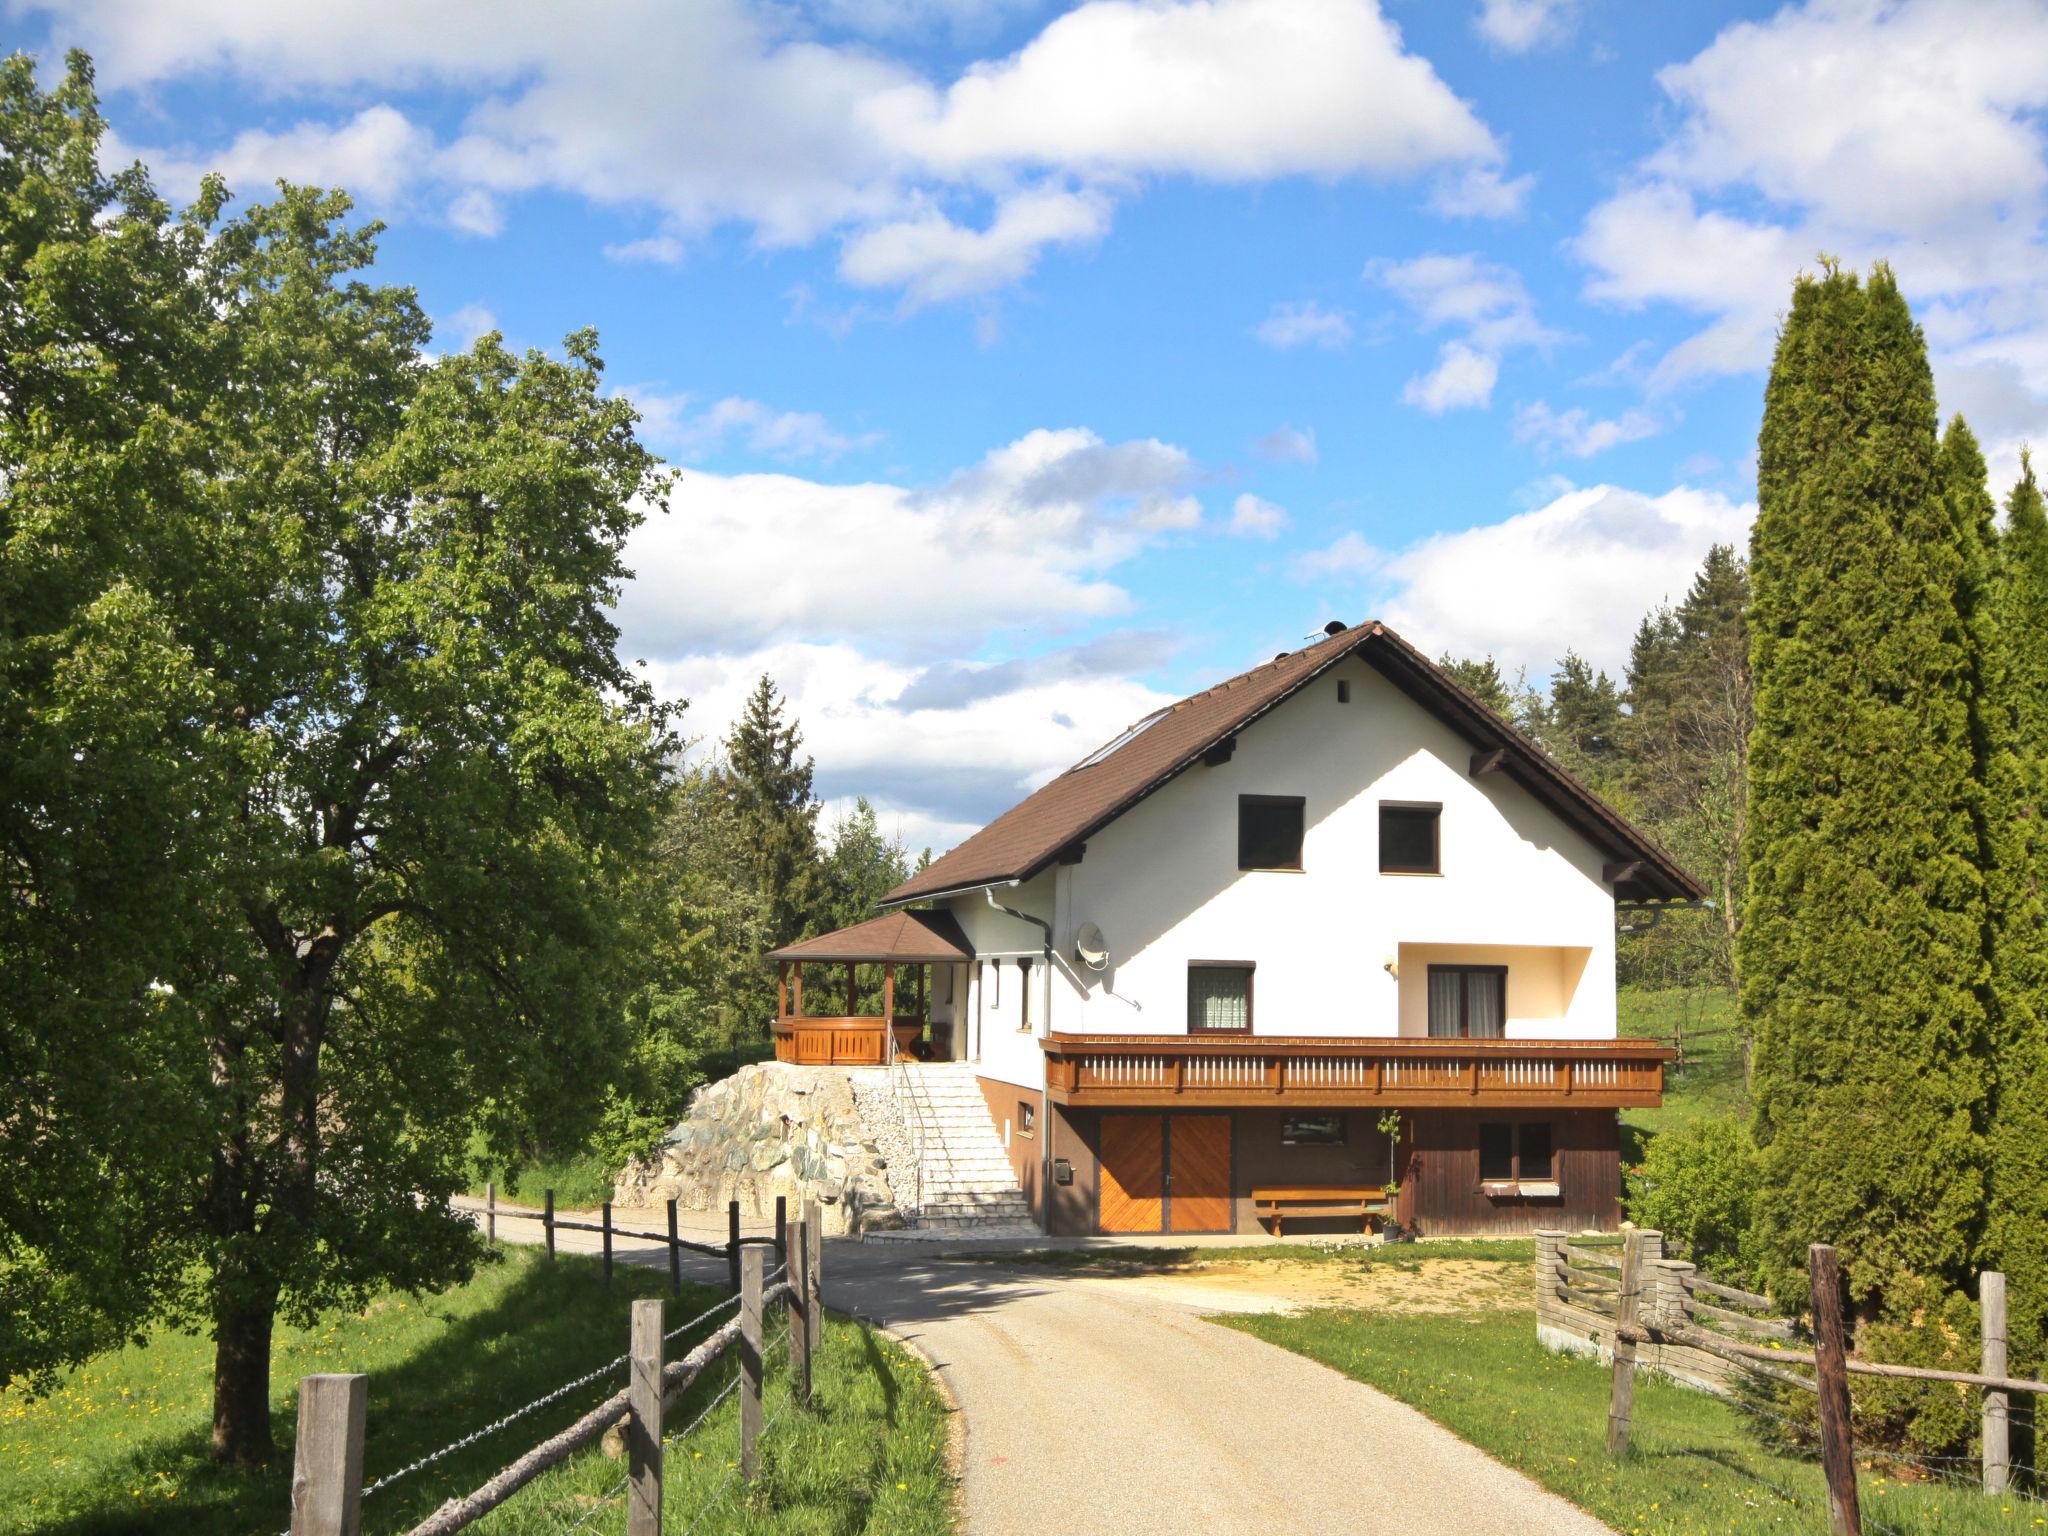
[888,1047,926,1219]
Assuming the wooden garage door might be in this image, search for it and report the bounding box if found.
[1167,1114,1232,1233]
[1099,1115,1164,1233]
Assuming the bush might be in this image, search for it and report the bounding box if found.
[1623,1116,1759,1281]
[1853,1271,1981,1461]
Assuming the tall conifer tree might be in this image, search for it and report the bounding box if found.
[1741,265,1990,1312]
[1987,453,2048,1359]
[723,675,822,951]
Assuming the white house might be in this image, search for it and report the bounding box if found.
[768,620,1699,1237]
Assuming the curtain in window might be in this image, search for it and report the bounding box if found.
[1467,971,1505,1039]
[1189,967,1250,1031]
[1427,969,1464,1038]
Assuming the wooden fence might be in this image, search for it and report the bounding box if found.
[1537,1227,2043,1535]
[478,1182,784,1296]
[288,1200,827,1536]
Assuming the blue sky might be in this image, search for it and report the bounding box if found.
[9,0,2048,850]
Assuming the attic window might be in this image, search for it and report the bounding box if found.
[1073,707,1171,770]
[1336,679,1351,703]
[1379,803,1440,874]
[1238,795,1305,871]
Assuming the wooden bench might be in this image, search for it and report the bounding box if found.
[1252,1185,1387,1237]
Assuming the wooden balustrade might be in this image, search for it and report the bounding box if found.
[1041,1033,1671,1108]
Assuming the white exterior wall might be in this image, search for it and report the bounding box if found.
[1038,656,1617,1051]
[941,874,1055,1090]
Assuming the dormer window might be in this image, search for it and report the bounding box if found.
[1238,795,1305,870]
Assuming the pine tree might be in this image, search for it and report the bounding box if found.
[723,676,823,953]
[1741,264,1991,1315]
[1986,451,2048,1361]
[1546,650,1626,770]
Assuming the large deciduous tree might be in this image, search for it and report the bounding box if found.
[1740,263,1991,1315]
[0,55,675,1464]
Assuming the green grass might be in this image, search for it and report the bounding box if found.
[467,1139,620,1208]
[1619,987,1748,1159]
[1227,1302,2038,1536]
[957,1237,1533,1274]
[1,1250,953,1536]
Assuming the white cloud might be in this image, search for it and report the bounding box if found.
[616,425,1200,658]
[1370,252,1558,411]
[1291,530,1383,580]
[604,234,686,265]
[1475,0,1581,53]
[1255,300,1355,350]
[1430,165,1534,219]
[445,187,504,237]
[1402,341,1500,413]
[1381,482,1754,676]
[837,185,1111,305]
[1513,400,1661,458]
[441,303,499,348]
[51,0,1518,304]
[1572,0,2048,395]
[1254,424,1319,464]
[110,104,432,204]
[623,389,880,463]
[1229,493,1289,538]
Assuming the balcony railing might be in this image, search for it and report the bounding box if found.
[1041,1033,1672,1108]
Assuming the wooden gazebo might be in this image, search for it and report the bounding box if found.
[768,909,975,1065]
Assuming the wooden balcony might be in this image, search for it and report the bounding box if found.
[771,1016,927,1066]
[1041,1033,1672,1109]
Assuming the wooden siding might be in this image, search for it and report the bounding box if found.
[1099,1116,1165,1232]
[1404,1108,1620,1236]
[1167,1115,1233,1233]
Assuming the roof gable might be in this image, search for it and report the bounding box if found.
[882,620,1704,906]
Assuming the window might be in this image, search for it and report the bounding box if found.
[1017,958,1031,1031]
[1479,1122,1515,1181]
[1282,1113,1346,1146]
[1336,679,1351,704]
[1238,795,1305,870]
[1188,963,1253,1032]
[1427,965,1507,1039]
[1479,1120,1557,1189]
[1379,802,1441,873]
[1018,1100,1036,1137]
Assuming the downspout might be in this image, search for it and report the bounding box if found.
[987,883,1055,1232]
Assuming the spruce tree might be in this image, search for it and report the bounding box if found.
[723,675,823,952]
[1741,264,1991,1314]
[1986,452,2048,1360]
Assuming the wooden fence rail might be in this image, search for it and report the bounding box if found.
[519,1191,785,1297]
[1538,1228,2044,1536]
[289,1201,825,1536]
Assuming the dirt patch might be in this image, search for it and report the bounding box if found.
[1068,1255,1526,1316]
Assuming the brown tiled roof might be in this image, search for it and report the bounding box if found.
[881,620,1706,906]
[768,908,975,963]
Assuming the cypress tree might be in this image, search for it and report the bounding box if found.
[1741,264,1991,1314]
[1986,453,2048,1360]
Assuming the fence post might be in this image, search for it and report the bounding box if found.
[289,1373,367,1536]
[666,1199,682,1299]
[804,1197,823,1357]
[1607,1229,1647,1456]
[786,1213,812,1408]
[544,1188,556,1263]
[1983,1271,2009,1496]
[775,1195,788,1270]
[602,1202,613,1285]
[1808,1244,1863,1536]
[627,1298,663,1536]
[727,1199,743,1295]
[485,1181,496,1250]
[740,1245,764,1481]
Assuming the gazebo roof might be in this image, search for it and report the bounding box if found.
[767,908,975,964]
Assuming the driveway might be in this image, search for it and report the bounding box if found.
[457,1200,1609,1536]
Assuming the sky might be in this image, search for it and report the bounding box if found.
[8,0,2048,854]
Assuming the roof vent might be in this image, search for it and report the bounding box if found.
[1324,619,1347,637]
[1274,652,1288,662]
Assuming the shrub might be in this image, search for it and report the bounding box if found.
[1623,1117,1758,1281]
[1853,1271,1981,1461]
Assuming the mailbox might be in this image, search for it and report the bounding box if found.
[1053,1157,1074,1186]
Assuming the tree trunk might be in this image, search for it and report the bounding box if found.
[210,1279,278,1466]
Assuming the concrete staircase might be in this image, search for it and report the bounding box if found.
[867,1063,1040,1242]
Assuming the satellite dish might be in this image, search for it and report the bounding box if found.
[1075,922,1110,971]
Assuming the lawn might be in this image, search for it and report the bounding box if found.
[1618,986,1747,1157]
[1228,1302,2039,1536]
[1,1248,953,1536]
[960,1236,1534,1273]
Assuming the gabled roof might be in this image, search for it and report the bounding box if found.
[881,620,1706,906]
[768,908,975,964]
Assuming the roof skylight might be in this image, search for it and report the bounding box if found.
[1072,707,1171,771]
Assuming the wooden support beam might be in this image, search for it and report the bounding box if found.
[1470,748,1508,777]
[791,962,803,1017]
[1607,1230,1645,1457]
[1202,735,1237,767]
[1984,1271,2010,1496]
[787,1214,812,1408]
[1603,860,1646,886]
[739,1247,764,1482]
[1055,840,1087,865]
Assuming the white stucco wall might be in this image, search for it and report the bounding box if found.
[1035,655,1619,1056]
[941,875,1055,1089]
